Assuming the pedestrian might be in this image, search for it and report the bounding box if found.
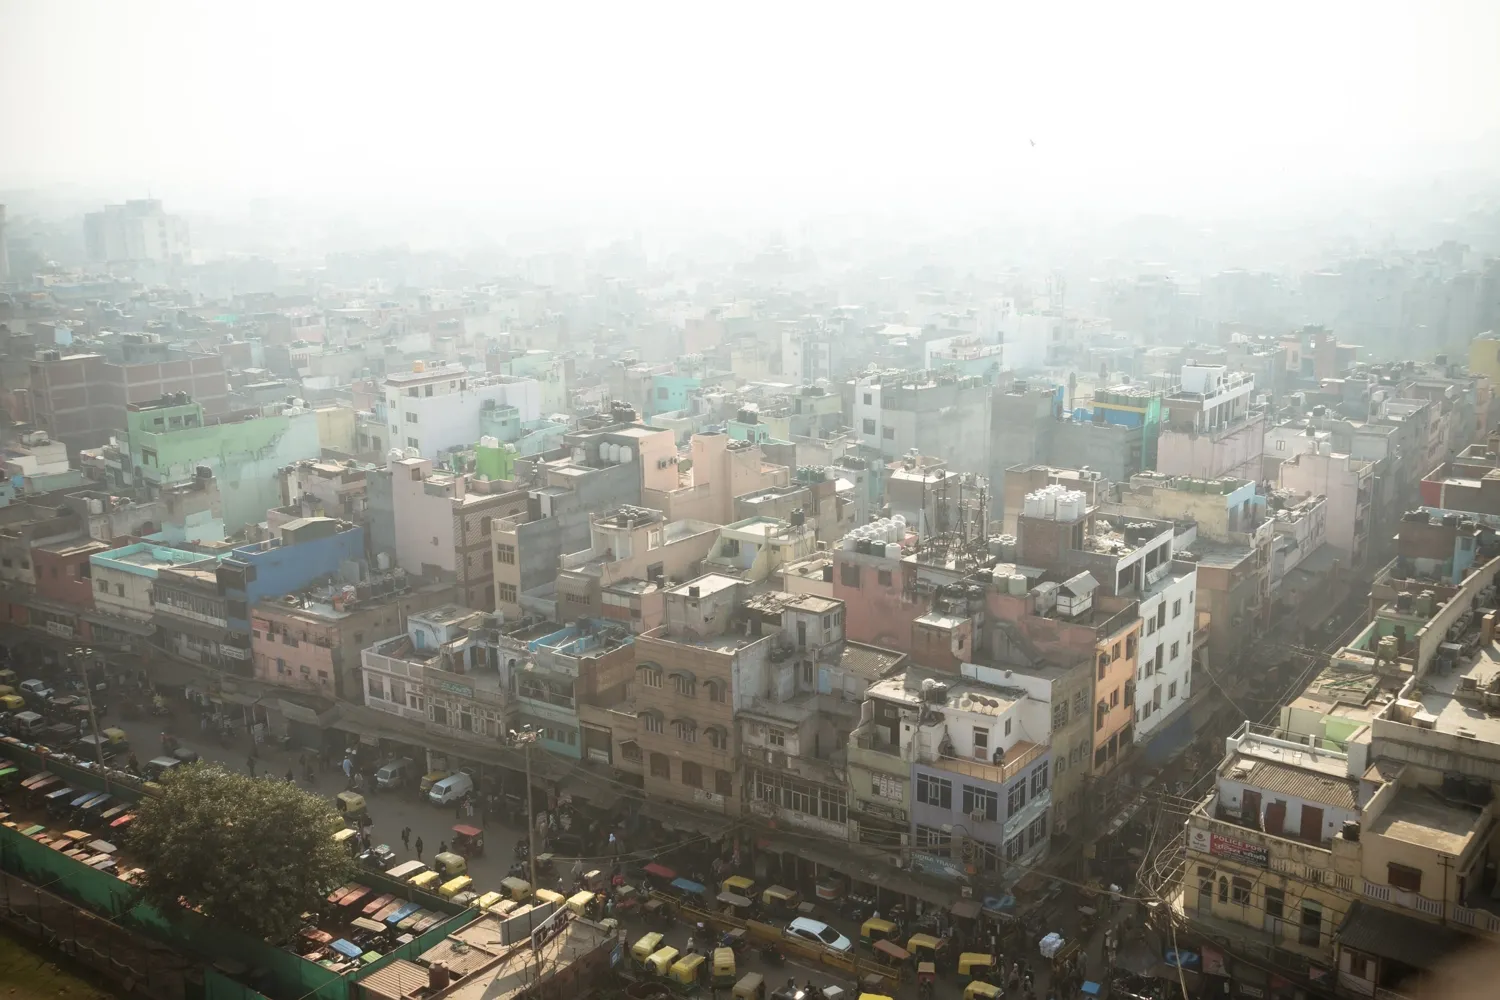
[285,766,294,782]
[415,836,424,860]
[402,827,412,852]
[438,840,448,855]
[455,798,464,820]
[247,755,257,778]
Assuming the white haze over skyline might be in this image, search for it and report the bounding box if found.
[2,0,1498,220]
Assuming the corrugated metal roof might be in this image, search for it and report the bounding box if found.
[1336,901,1476,970]
[1242,759,1358,810]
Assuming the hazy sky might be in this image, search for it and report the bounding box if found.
[2,0,1498,214]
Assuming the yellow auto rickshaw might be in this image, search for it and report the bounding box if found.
[439,876,473,899]
[964,983,1002,1000]
[432,851,467,879]
[332,827,359,852]
[712,947,736,987]
[721,874,755,896]
[534,887,565,908]
[907,934,941,965]
[567,890,596,917]
[0,694,22,711]
[0,668,16,686]
[487,899,520,918]
[500,876,532,902]
[861,917,897,948]
[419,771,451,795]
[670,953,705,988]
[718,891,753,918]
[632,932,665,968]
[958,953,994,982]
[335,790,368,823]
[762,884,800,916]
[475,891,503,911]
[733,973,765,1000]
[646,946,680,977]
[859,994,895,1000]
[409,870,441,891]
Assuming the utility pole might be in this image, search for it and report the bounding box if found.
[73,646,110,795]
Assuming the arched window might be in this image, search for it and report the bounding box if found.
[674,718,697,743]
[670,669,696,697]
[705,726,728,751]
[637,662,663,689]
[705,679,725,703]
[639,710,663,734]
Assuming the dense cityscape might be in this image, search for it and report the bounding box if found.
[4,5,1500,1000]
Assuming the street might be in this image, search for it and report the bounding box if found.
[98,702,1150,999]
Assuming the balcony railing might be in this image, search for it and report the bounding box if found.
[919,740,1046,786]
[1363,879,1500,935]
[853,731,902,757]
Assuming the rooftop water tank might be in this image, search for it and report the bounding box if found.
[1008,573,1027,596]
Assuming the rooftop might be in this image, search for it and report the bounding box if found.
[91,542,207,575]
[1401,643,1500,743]
[1366,786,1485,856]
[668,574,741,599]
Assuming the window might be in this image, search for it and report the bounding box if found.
[1095,745,1108,767]
[673,674,695,696]
[1005,834,1024,861]
[1231,876,1251,905]
[495,543,516,564]
[424,385,433,397]
[1171,641,1181,660]
[649,753,670,778]
[641,713,663,734]
[621,740,643,763]
[877,569,892,586]
[1112,642,1121,661]
[916,773,952,809]
[1004,718,1012,736]
[1169,680,1178,699]
[1157,603,1167,628]
[1110,688,1119,708]
[1026,813,1047,847]
[640,667,662,688]
[862,418,876,434]
[1264,886,1285,920]
[767,727,785,748]
[1217,876,1229,903]
[97,579,108,593]
[1126,634,1137,659]
[481,519,491,536]
[707,727,727,750]
[1145,616,1155,637]
[1051,701,1069,731]
[498,583,518,604]
[706,679,725,703]
[681,761,703,787]
[1387,863,1423,892]
[863,393,873,405]
[881,426,895,440]
[675,720,696,743]
[915,825,951,855]
[840,563,860,587]
[972,727,989,757]
[716,770,733,795]
[1007,780,1027,814]
[1173,599,1182,618]
[116,584,125,596]
[801,662,814,686]
[1031,764,1048,795]
[407,437,419,448]
[405,412,418,422]
[963,785,999,821]
[656,386,669,400]
[1097,653,1109,680]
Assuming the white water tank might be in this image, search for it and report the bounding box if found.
[842,535,857,550]
[479,435,500,449]
[88,498,104,515]
[404,447,420,459]
[885,543,902,558]
[388,448,405,463]
[1008,573,1027,595]
[376,552,391,571]
[618,447,632,464]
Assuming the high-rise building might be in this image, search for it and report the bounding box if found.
[83,199,190,263]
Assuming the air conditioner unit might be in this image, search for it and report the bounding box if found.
[969,810,987,823]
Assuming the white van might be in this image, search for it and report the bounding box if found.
[428,771,474,805]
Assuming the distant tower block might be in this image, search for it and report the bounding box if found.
[0,204,9,281]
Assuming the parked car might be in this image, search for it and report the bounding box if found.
[20,679,54,704]
[785,918,852,953]
[375,756,416,790]
[428,771,474,806]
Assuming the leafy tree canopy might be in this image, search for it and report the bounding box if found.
[130,764,354,942]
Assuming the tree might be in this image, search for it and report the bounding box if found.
[130,764,355,943]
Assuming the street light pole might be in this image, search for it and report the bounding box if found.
[524,734,538,892]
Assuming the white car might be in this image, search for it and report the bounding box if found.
[785,917,852,953]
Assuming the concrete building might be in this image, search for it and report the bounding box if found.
[380,362,541,460]
[642,432,789,525]
[1157,364,1268,481]
[279,458,373,524]
[1276,447,1375,569]
[360,605,512,748]
[251,579,459,702]
[704,515,817,583]
[1002,464,1111,536]
[555,506,719,622]
[846,370,993,476]
[83,199,190,263]
[29,349,230,453]
[608,575,766,816]
[88,541,205,646]
[152,557,249,671]
[124,397,320,533]
[216,516,366,633]
[733,476,853,545]
[502,618,637,759]
[385,457,528,609]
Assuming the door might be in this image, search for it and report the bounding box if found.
[1263,800,1287,837]
[1240,790,1262,829]
[1300,805,1324,842]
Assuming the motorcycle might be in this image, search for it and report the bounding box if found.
[759,943,785,966]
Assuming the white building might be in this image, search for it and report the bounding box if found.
[84,199,190,263]
[382,363,541,458]
[1133,561,1198,742]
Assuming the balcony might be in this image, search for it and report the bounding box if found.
[853,729,902,758]
[919,739,1045,786]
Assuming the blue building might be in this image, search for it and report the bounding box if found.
[218,517,366,632]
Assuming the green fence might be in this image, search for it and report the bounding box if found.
[0,739,156,799]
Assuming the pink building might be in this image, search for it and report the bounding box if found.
[642,432,788,524]
[1155,364,1268,481]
